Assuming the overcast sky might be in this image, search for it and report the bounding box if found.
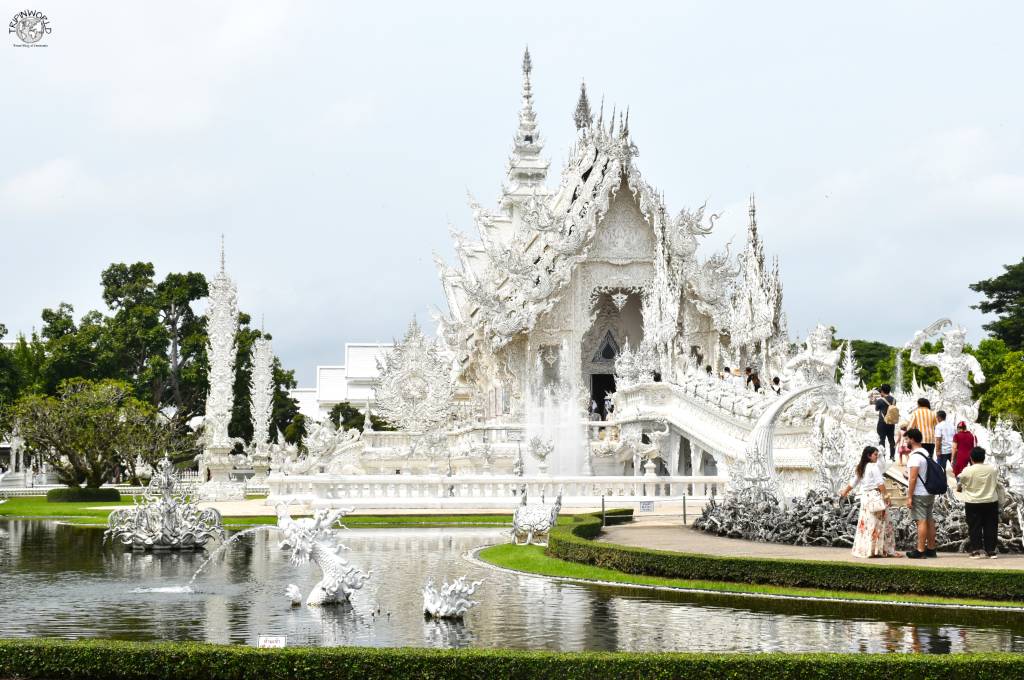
[2,1,1022,385]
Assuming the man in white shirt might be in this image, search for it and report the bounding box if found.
[905,427,937,559]
[934,410,956,471]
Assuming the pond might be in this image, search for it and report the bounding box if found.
[2,519,1023,653]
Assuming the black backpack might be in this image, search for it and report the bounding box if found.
[917,451,948,495]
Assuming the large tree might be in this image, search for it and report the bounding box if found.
[11,378,178,487]
[971,257,1024,351]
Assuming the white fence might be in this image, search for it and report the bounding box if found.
[267,473,725,509]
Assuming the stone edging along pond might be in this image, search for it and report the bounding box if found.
[3,639,1024,680]
[546,512,1024,602]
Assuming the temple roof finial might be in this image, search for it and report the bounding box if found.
[219,233,225,274]
[508,46,548,189]
[573,80,593,130]
[748,194,757,233]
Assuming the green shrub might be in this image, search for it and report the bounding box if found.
[2,638,1024,680]
[46,487,121,503]
[548,513,1024,601]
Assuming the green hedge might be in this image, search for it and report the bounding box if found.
[46,487,122,502]
[548,513,1024,601]
[2,639,1024,680]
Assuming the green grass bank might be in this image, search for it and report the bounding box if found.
[542,513,1024,602]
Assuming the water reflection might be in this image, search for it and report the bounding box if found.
[1,519,1023,653]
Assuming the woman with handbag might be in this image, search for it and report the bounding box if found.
[840,446,901,558]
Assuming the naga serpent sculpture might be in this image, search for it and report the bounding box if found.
[274,503,371,606]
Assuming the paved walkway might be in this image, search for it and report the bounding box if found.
[599,518,1024,571]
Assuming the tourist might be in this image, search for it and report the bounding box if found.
[907,398,938,457]
[771,376,782,395]
[934,410,955,470]
[873,384,897,461]
[839,446,900,558]
[704,364,713,378]
[956,447,1002,559]
[745,367,762,392]
[905,428,938,559]
[896,425,912,467]
[952,421,977,477]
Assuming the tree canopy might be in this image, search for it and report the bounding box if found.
[971,256,1024,351]
[10,378,188,487]
[0,261,304,480]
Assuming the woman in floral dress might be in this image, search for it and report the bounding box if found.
[840,446,900,558]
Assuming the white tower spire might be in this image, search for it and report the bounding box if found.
[507,46,549,190]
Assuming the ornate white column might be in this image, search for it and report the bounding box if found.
[248,335,274,480]
[200,242,239,486]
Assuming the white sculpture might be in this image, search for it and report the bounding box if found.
[374,318,455,433]
[197,239,244,497]
[286,583,303,607]
[274,503,370,606]
[247,335,275,480]
[511,488,562,546]
[106,457,224,551]
[422,576,483,619]
[785,325,841,389]
[906,319,986,422]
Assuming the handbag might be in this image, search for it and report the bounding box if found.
[862,490,887,514]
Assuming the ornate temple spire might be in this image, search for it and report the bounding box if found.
[573,80,593,130]
[219,233,226,274]
[748,194,757,235]
[507,46,549,190]
[203,241,238,453]
[249,334,274,448]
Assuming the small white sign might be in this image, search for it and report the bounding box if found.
[257,635,287,649]
[639,501,654,513]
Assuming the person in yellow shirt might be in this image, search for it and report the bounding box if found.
[906,398,938,457]
[956,447,1002,559]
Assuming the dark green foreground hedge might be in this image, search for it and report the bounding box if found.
[46,487,121,502]
[548,513,1024,601]
[2,639,1024,680]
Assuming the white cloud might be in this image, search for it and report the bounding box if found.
[0,159,106,214]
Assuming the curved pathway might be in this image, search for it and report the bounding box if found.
[599,519,1024,571]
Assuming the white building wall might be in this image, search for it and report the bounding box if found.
[289,343,394,422]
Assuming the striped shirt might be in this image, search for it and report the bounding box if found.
[908,407,938,444]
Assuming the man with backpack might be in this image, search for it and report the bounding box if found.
[905,427,947,559]
[874,384,899,460]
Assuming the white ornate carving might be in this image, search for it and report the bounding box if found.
[274,504,370,606]
[422,576,483,619]
[511,488,562,545]
[248,335,274,477]
[375,318,455,432]
[106,457,223,551]
[202,249,238,453]
[906,319,986,422]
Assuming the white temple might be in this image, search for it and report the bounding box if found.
[250,50,1006,508]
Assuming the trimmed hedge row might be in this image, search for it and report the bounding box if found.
[3,638,1024,680]
[46,487,121,502]
[548,513,1024,601]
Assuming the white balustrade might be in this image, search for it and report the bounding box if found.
[267,473,724,509]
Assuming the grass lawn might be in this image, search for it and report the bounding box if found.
[478,543,1024,610]
[0,496,517,528]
